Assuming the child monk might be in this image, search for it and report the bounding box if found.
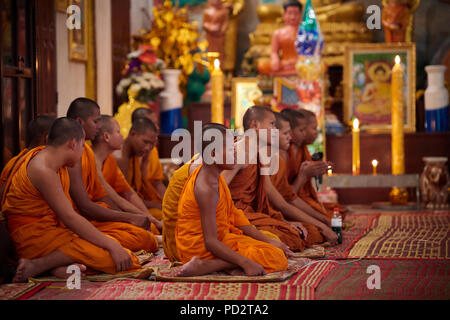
[224,106,316,251]
[0,115,55,199]
[91,115,162,234]
[282,108,344,222]
[131,108,166,209]
[66,98,157,253]
[271,112,337,244]
[175,124,291,277]
[113,117,163,222]
[2,118,143,282]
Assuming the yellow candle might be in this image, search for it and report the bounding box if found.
[327,167,333,176]
[211,59,224,124]
[391,55,405,175]
[352,118,360,175]
[372,159,378,175]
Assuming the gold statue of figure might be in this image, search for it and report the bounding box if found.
[382,0,420,43]
[222,0,244,73]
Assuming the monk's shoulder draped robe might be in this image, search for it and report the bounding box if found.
[287,145,345,221]
[80,144,158,254]
[1,146,143,274]
[175,166,288,274]
[228,163,306,252]
[0,148,29,196]
[271,155,325,245]
[127,148,163,220]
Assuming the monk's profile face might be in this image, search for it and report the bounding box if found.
[254,111,276,146]
[304,116,318,145]
[81,108,101,141]
[278,120,292,152]
[291,118,306,147]
[130,129,158,157]
[283,6,302,27]
[105,119,124,151]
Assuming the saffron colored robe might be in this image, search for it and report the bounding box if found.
[81,144,158,253]
[0,148,29,200]
[228,163,306,252]
[176,166,288,274]
[270,155,324,245]
[127,148,163,220]
[1,146,143,274]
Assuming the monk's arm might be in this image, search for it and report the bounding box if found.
[264,176,328,231]
[221,166,242,185]
[289,197,330,226]
[153,180,167,200]
[195,179,255,270]
[291,172,308,193]
[28,167,133,271]
[121,189,162,228]
[67,162,150,229]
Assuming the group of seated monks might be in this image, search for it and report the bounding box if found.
[0,98,345,283]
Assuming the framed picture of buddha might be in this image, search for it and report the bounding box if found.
[231,78,263,134]
[343,43,416,132]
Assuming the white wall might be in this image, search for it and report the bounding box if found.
[130,0,154,36]
[56,12,86,117]
[96,0,113,115]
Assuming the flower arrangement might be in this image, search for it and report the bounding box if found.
[115,45,165,103]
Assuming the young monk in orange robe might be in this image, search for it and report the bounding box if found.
[91,115,162,236]
[113,117,163,221]
[282,108,345,221]
[2,118,143,282]
[66,98,156,253]
[0,116,55,200]
[131,108,167,203]
[175,124,291,277]
[271,112,337,245]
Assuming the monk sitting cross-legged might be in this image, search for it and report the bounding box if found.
[113,117,164,223]
[271,112,337,245]
[0,115,55,200]
[91,115,163,236]
[66,98,157,254]
[2,118,143,282]
[175,124,292,277]
[282,108,345,222]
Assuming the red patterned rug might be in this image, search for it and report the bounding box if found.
[315,259,450,300]
[323,213,379,259]
[348,211,450,259]
[84,260,335,300]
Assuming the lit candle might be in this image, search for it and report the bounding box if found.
[372,159,378,175]
[352,118,360,175]
[391,55,405,175]
[211,59,224,124]
[327,167,333,176]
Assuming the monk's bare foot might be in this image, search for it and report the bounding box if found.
[176,256,209,277]
[51,264,87,279]
[13,258,40,283]
[156,235,163,247]
[225,268,245,276]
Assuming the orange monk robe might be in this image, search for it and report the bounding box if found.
[80,144,158,253]
[162,156,280,263]
[0,148,29,196]
[287,145,345,221]
[1,146,142,274]
[228,163,306,252]
[127,148,163,220]
[270,155,324,245]
[176,166,288,274]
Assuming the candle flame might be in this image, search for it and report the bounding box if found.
[214,59,220,69]
[395,55,400,65]
[372,159,378,167]
[353,118,359,130]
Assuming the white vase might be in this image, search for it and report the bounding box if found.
[424,65,449,132]
[160,69,183,134]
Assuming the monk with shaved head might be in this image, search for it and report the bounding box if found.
[66,98,157,256]
[2,118,144,282]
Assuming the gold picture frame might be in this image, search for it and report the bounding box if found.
[55,0,67,12]
[68,0,88,62]
[343,42,416,133]
[231,78,262,133]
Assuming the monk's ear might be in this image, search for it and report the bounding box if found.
[67,138,77,150]
[249,119,259,130]
[75,117,84,126]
